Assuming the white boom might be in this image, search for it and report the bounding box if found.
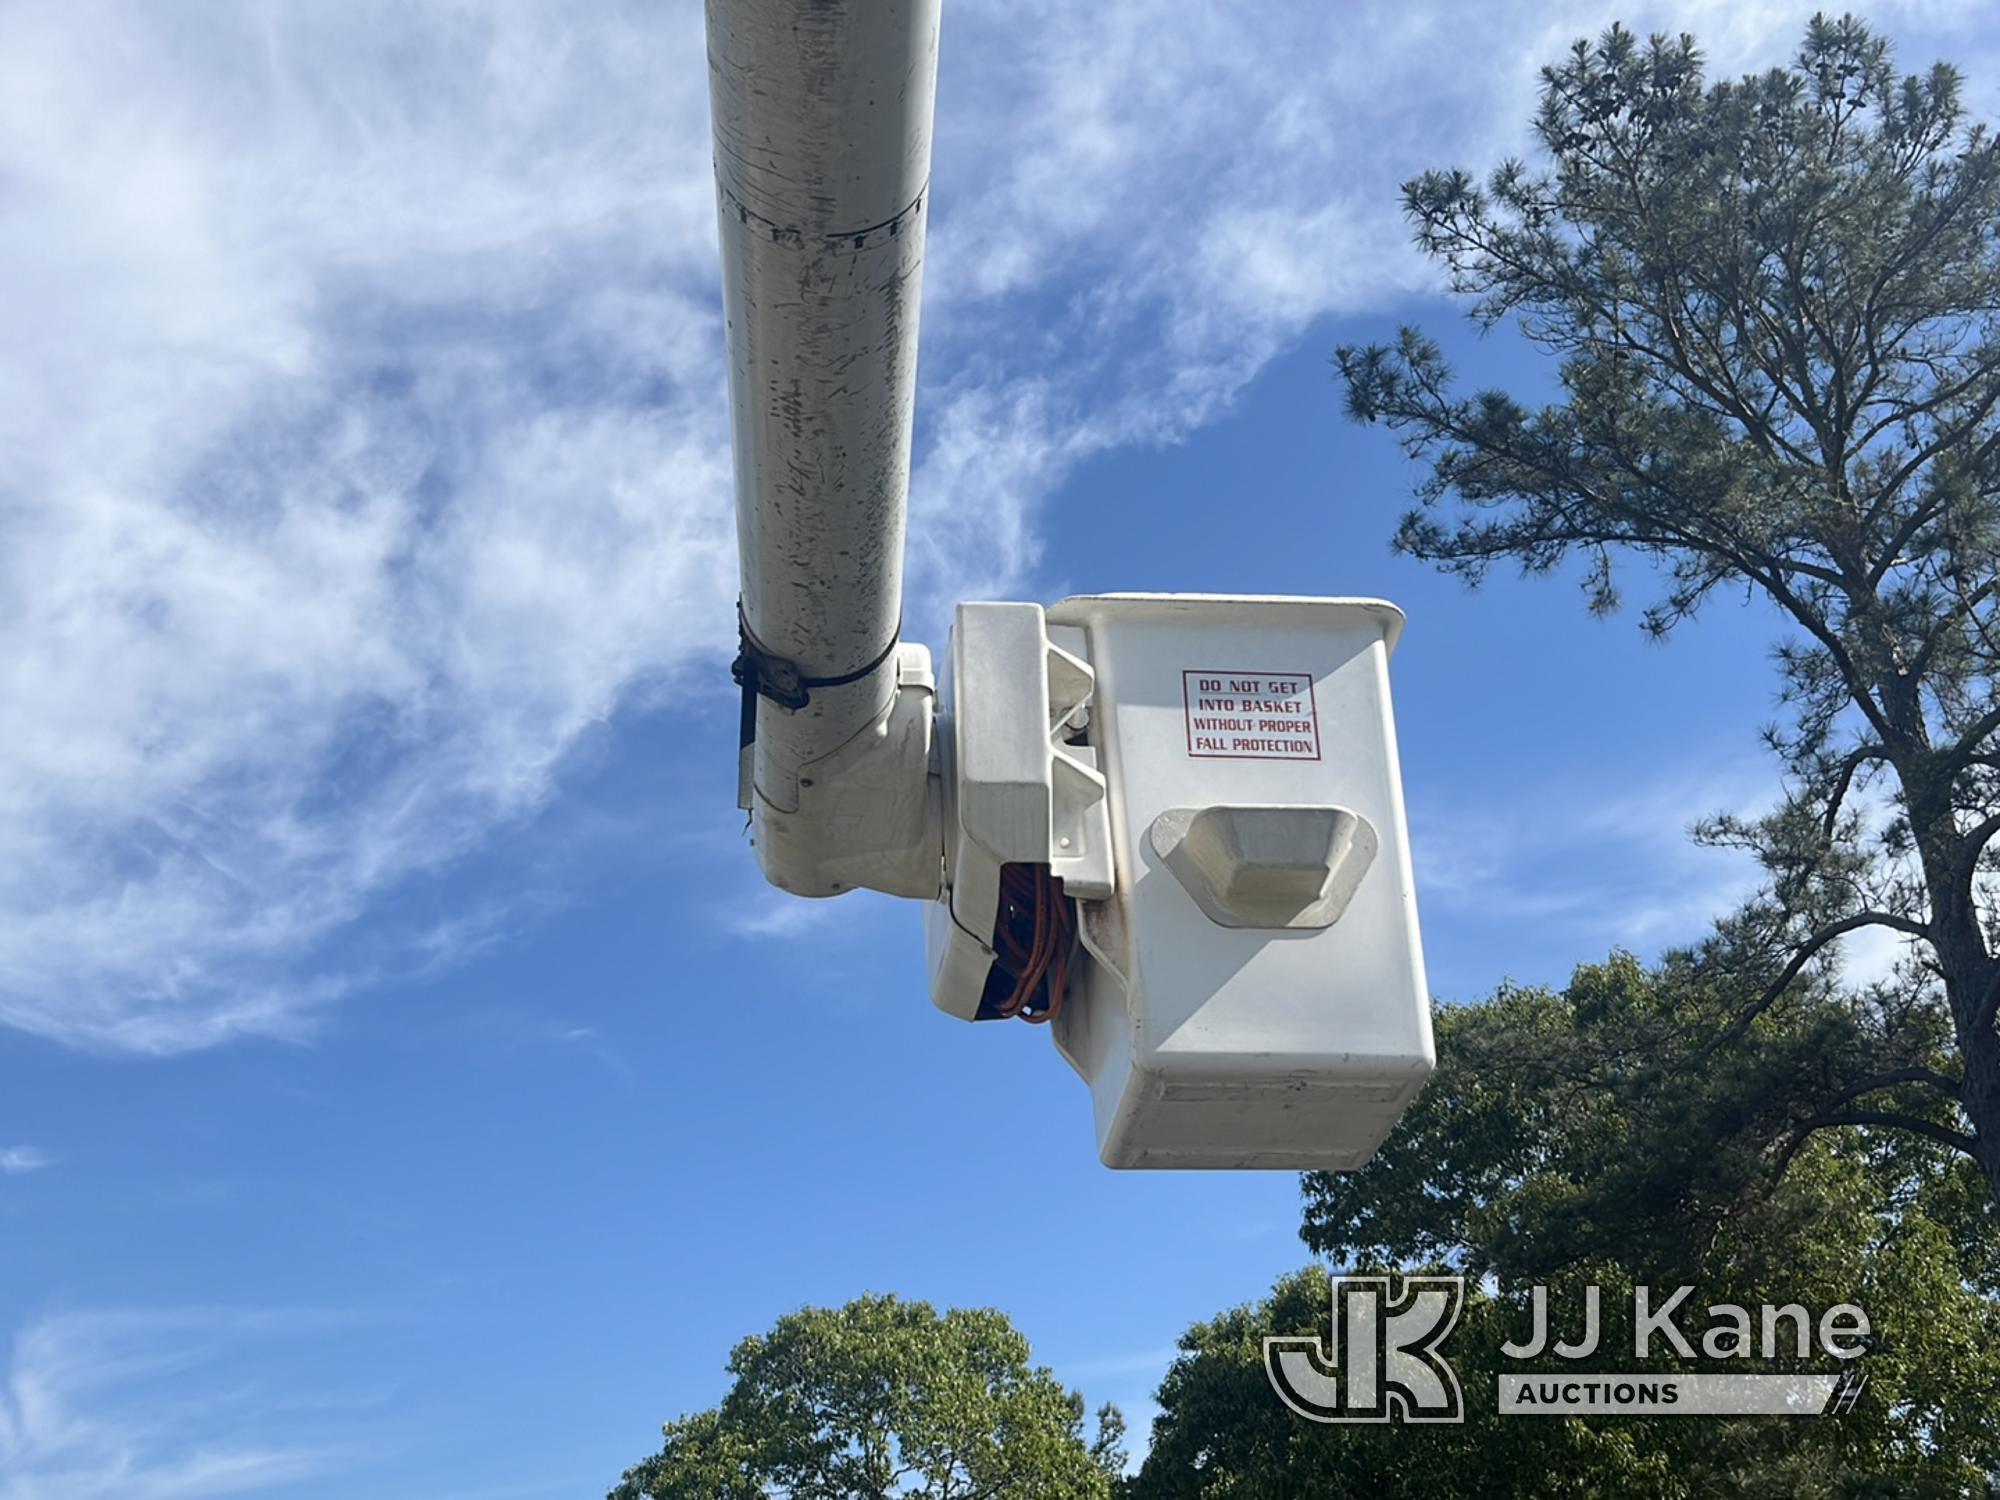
[708,0,943,900]
[702,0,1436,1169]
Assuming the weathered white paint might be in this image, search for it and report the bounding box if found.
[1043,595,1433,1169]
[701,9,1436,1173]
[706,0,943,896]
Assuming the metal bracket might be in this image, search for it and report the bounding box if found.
[732,600,902,713]
[733,601,906,811]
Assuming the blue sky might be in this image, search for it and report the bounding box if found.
[3,2,1998,1495]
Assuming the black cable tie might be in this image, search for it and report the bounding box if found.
[731,601,903,716]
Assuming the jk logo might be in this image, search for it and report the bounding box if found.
[1265,1275,1465,1423]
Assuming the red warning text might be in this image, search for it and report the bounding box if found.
[1182,670,1322,760]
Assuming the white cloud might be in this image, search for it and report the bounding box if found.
[0,1307,361,1500]
[912,0,1998,608]
[718,894,848,942]
[0,3,733,1051]
[1411,756,1777,987]
[4,0,1992,1051]
[0,1147,53,1176]
[1412,754,1972,1001]
[1836,922,1920,992]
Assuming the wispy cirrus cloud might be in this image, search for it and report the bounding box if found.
[0,1147,53,1176]
[1412,756,1952,998]
[0,3,734,1051]
[905,0,1991,607]
[1409,756,1775,994]
[5,0,1991,1053]
[0,1307,366,1500]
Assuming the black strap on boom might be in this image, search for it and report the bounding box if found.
[731,600,901,714]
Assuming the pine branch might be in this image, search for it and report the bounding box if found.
[1793,1109,1979,1158]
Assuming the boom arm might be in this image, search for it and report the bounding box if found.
[708,0,943,899]
[699,0,1435,1172]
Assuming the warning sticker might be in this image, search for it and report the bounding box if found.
[1182,670,1321,760]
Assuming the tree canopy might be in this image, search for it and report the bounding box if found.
[1338,14,2000,1201]
[1107,18,2000,1492]
[610,1294,1124,1500]
[621,18,2000,1497]
[1132,961,2000,1497]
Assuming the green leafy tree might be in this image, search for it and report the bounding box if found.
[1132,961,2000,1498]
[1337,16,2000,1201]
[610,1293,1125,1500]
[1133,1270,1672,1500]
